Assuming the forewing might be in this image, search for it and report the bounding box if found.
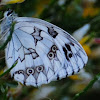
[5,17,88,87]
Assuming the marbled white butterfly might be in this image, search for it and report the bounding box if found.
[0,9,88,87]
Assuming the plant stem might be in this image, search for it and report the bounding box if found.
[0,61,17,78]
[73,72,100,100]
[0,22,16,50]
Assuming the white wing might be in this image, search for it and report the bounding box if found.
[5,17,88,87]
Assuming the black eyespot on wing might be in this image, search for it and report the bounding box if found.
[70,42,74,46]
[18,70,24,74]
[51,45,57,52]
[69,53,72,58]
[26,68,34,75]
[65,44,71,51]
[72,71,74,75]
[63,47,69,61]
[48,51,55,60]
[36,65,44,73]
[48,27,58,38]
[53,31,58,38]
[57,75,59,80]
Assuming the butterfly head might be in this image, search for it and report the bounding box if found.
[4,9,13,17]
[4,9,17,18]
[0,9,17,40]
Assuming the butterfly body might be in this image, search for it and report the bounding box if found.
[0,10,88,87]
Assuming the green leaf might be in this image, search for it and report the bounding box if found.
[0,61,17,79]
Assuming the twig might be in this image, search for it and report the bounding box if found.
[0,61,17,78]
[72,72,100,100]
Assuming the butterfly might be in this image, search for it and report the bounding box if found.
[0,9,88,87]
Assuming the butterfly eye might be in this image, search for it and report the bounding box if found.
[7,10,13,16]
[51,45,57,52]
[48,52,55,59]
[36,65,44,73]
[26,68,34,75]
